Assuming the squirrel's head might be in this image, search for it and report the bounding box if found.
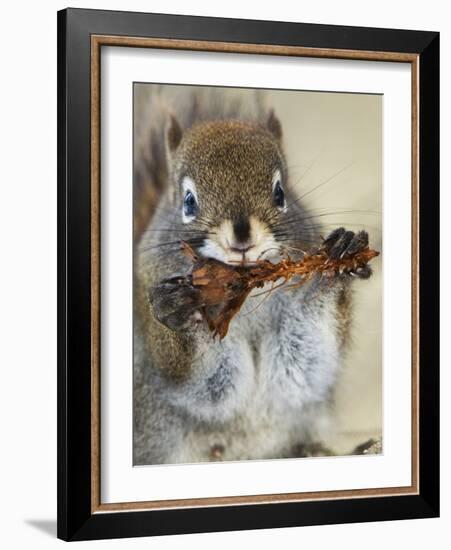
[165,113,309,265]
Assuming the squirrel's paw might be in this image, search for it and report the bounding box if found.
[148,276,204,331]
[322,227,372,279]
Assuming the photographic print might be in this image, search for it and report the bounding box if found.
[133,84,382,466]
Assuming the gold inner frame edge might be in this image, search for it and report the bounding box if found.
[90,34,420,514]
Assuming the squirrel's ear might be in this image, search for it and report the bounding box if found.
[266,110,282,141]
[165,114,183,156]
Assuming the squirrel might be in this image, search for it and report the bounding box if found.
[133,86,373,465]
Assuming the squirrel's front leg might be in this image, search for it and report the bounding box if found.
[140,269,210,382]
[148,275,205,332]
[145,272,254,423]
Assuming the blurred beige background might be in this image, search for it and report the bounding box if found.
[135,85,383,454]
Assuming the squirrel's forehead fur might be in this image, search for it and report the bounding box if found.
[173,119,286,220]
[178,120,283,181]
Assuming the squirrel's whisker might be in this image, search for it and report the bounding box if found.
[288,162,354,208]
[142,228,215,235]
[263,163,354,228]
[269,210,380,231]
[138,237,205,253]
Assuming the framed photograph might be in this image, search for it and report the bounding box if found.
[57,8,439,541]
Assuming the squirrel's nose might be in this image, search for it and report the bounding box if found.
[233,216,251,243]
[229,216,255,254]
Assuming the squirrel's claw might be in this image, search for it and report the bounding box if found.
[322,228,373,280]
[148,278,204,331]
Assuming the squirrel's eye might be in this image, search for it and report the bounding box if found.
[273,181,285,208]
[183,190,198,219]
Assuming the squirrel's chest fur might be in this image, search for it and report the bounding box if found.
[134,281,345,465]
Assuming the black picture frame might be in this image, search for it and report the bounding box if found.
[57,7,439,541]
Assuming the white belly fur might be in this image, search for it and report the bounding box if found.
[165,281,341,463]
